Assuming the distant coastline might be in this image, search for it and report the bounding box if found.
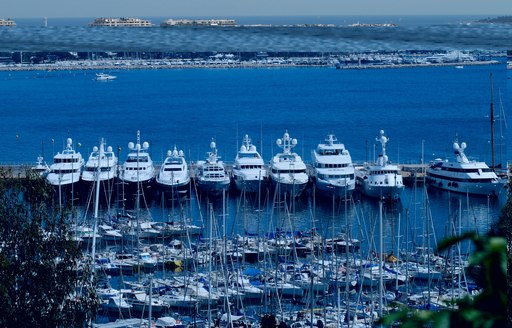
[0,58,500,72]
[5,15,496,27]
[476,16,512,24]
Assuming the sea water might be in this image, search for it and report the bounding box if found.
[1,62,510,253]
[2,15,511,51]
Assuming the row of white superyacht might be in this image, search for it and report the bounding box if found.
[37,129,507,203]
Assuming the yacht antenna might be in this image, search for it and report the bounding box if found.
[498,88,508,168]
[490,73,495,170]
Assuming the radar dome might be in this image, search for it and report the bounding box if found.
[167,150,172,157]
[240,145,247,152]
[93,146,98,152]
[276,139,282,145]
[107,146,113,152]
[178,150,184,157]
[291,138,297,145]
[210,141,216,149]
[142,142,149,149]
[460,142,466,149]
[128,142,135,150]
[67,138,72,145]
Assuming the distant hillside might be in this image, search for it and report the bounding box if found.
[477,16,512,23]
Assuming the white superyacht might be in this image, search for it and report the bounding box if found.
[232,134,267,193]
[118,131,155,194]
[426,140,505,197]
[156,146,190,194]
[195,139,230,196]
[46,137,84,188]
[311,134,355,198]
[269,130,308,198]
[81,139,118,186]
[356,130,404,201]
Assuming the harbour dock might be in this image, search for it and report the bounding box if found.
[0,163,427,182]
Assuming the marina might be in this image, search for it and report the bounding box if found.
[0,50,501,72]
[0,56,509,327]
[161,19,236,27]
[8,150,504,327]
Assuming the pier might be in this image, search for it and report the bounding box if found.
[0,49,501,71]
[0,163,427,182]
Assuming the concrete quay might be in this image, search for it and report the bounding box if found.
[0,163,427,183]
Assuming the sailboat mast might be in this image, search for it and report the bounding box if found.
[91,139,103,282]
[490,73,495,170]
[378,200,383,318]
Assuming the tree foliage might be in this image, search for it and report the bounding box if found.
[0,169,98,327]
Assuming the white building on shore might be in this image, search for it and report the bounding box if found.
[161,19,235,27]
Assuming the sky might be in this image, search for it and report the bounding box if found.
[2,0,511,18]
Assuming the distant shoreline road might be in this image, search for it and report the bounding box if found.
[0,60,500,72]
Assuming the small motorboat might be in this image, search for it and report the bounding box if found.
[95,73,117,81]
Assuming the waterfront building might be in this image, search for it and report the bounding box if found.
[161,19,235,27]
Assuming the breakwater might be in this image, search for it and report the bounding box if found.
[0,50,502,71]
[0,163,427,184]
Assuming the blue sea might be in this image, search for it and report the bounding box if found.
[0,60,510,254]
[1,15,511,51]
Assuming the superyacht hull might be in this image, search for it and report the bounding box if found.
[358,181,403,201]
[49,179,84,203]
[196,178,230,196]
[118,178,155,204]
[425,175,505,197]
[81,177,117,204]
[270,177,308,198]
[314,178,355,198]
[156,179,191,195]
[233,174,267,193]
